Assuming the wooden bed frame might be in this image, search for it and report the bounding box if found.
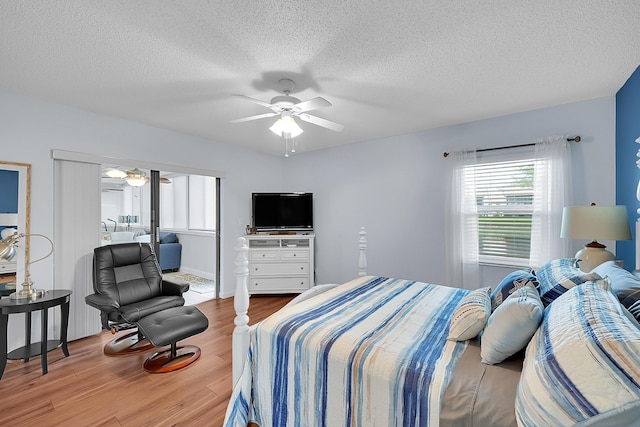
[231,227,369,385]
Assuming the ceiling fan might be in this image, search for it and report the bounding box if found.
[231,78,344,136]
[103,167,171,187]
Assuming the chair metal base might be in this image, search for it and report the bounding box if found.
[104,331,155,356]
[143,343,201,373]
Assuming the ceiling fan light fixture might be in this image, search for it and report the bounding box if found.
[125,168,148,187]
[126,177,147,187]
[270,115,303,138]
[105,168,127,179]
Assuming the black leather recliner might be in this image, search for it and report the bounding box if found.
[85,242,189,355]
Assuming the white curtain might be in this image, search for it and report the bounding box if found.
[445,150,479,289]
[529,136,572,268]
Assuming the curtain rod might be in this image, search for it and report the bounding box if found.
[442,136,581,158]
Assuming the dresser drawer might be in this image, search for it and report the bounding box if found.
[250,262,308,276]
[281,249,309,260]
[249,277,310,293]
[249,250,279,261]
[282,238,310,247]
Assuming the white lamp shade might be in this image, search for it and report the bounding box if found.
[269,115,303,138]
[105,168,127,178]
[560,205,632,241]
[125,168,148,187]
[125,177,147,187]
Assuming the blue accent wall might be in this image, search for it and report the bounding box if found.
[0,169,19,213]
[616,65,640,270]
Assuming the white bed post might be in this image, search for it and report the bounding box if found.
[358,227,367,276]
[232,236,250,386]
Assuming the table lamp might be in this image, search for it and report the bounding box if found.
[0,231,53,299]
[560,204,632,272]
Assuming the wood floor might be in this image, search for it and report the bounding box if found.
[0,294,294,427]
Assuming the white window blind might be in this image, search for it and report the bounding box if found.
[160,174,216,231]
[468,158,535,264]
[188,175,217,230]
[161,175,188,229]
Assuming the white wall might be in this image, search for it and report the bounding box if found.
[177,232,217,280]
[285,97,616,288]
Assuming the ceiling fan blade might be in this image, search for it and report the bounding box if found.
[298,114,344,132]
[294,97,332,113]
[230,112,279,123]
[232,94,274,109]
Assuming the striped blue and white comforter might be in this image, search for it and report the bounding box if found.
[224,276,469,427]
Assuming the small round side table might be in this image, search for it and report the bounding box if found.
[0,289,72,379]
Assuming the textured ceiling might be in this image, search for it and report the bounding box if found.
[2,1,640,156]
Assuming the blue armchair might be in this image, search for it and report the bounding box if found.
[159,232,182,271]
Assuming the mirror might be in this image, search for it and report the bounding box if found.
[0,161,30,289]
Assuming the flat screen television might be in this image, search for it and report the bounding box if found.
[252,192,313,232]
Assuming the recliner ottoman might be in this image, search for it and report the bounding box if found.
[136,305,209,373]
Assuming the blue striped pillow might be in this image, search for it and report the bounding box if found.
[516,280,640,426]
[535,258,600,306]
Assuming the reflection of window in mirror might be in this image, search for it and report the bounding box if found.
[160,175,217,231]
[0,169,19,229]
[100,169,217,238]
[0,161,30,287]
[0,170,19,282]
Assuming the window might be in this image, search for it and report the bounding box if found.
[188,175,217,230]
[447,137,571,287]
[470,158,535,265]
[160,174,217,232]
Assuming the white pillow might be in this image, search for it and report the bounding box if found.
[480,285,543,364]
[447,287,491,341]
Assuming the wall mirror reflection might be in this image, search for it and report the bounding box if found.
[100,165,220,302]
[0,161,30,292]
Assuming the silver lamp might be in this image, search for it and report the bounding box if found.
[560,204,632,272]
[0,231,53,299]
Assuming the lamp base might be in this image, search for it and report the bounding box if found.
[10,278,45,300]
[575,243,615,272]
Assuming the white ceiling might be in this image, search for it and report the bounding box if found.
[2,1,640,156]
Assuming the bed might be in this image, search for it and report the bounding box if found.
[224,230,640,426]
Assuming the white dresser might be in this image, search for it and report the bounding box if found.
[246,234,315,294]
